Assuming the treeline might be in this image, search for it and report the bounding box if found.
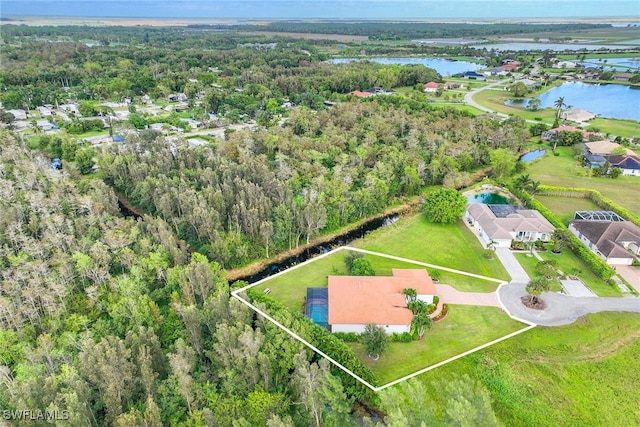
[99,100,528,268]
[0,130,362,426]
[206,22,608,40]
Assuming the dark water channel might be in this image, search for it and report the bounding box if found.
[232,214,400,285]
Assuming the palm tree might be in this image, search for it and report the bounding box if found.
[527,180,541,195]
[411,313,433,340]
[408,300,428,315]
[514,174,533,190]
[402,288,417,304]
[525,276,551,305]
[554,97,566,120]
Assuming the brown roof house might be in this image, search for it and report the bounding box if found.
[465,204,555,248]
[569,218,640,265]
[328,269,436,334]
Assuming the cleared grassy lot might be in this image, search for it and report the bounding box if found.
[347,305,527,385]
[527,146,640,213]
[535,194,600,224]
[353,213,509,281]
[412,312,640,427]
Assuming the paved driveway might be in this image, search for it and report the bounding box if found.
[435,284,500,307]
[617,265,640,293]
[559,279,596,297]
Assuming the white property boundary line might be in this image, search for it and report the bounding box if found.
[231,246,535,392]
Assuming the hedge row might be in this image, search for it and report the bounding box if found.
[246,289,378,400]
[539,185,640,227]
[509,184,615,279]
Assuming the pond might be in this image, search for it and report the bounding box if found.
[329,57,483,76]
[578,57,640,71]
[504,82,640,121]
[519,149,546,162]
[466,192,511,205]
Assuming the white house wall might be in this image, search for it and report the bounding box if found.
[417,295,434,304]
[331,324,410,334]
[608,257,633,266]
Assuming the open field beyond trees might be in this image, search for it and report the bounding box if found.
[412,312,640,427]
[353,213,509,281]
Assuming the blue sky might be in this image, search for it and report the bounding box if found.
[2,1,639,20]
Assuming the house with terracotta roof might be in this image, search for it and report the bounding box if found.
[465,204,555,248]
[614,73,633,82]
[423,82,439,93]
[349,90,373,98]
[541,125,593,142]
[569,218,640,265]
[327,269,436,334]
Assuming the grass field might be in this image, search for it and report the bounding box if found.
[526,146,640,213]
[410,312,640,427]
[353,214,509,281]
[513,252,563,293]
[535,194,600,224]
[347,305,528,385]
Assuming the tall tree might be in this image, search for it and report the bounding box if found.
[423,189,467,224]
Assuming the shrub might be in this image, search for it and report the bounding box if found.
[333,332,359,342]
[433,295,440,306]
[432,304,449,322]
[390,332,414,343]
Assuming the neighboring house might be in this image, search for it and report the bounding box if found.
[607,154,640,176]
[614,73,633,82]
[325,269,437,334]
[465,204,555,248]
[541,125,591,142]
[36,106,53,117]
[486,67,508,76]
[280,102,296,109]
[364,87,386,95]
[584,140,634,156]
[560,109,595,123]
[36,120,53,131]
[423,82,439,93]
[518,78,541,90]
[501,63,519,72]
[443,82,463,90]
[349,90,373,98]
[7,109,27,120]
[553,61,577,69]
[462,71,486,80]
[569,218,640,265]
[180,118,203,128]
[149,123,167,132]
[168,93,188,102]
[58,103,80,115]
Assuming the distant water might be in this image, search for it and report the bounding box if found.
[505,82,640,122]
[330,58,482,76]
[3,1,639,19]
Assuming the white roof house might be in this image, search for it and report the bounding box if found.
[465,204,555,248]
[7,109,27,120]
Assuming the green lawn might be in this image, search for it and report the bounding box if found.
[514,248,620,297]
[513,252,563,293]
[527,146,640,213]
[254,244,502,311]
[354,213,509,281]
[347,305,528,385]
[587,118,640,138]
[535,194,600,224]
[409,312,640,427]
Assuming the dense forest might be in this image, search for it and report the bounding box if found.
[204,21,609,40]
[0,24,542,426]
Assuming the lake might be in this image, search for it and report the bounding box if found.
[578,57,640,71]
[329,58,483,76]
[504,82,640,122]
